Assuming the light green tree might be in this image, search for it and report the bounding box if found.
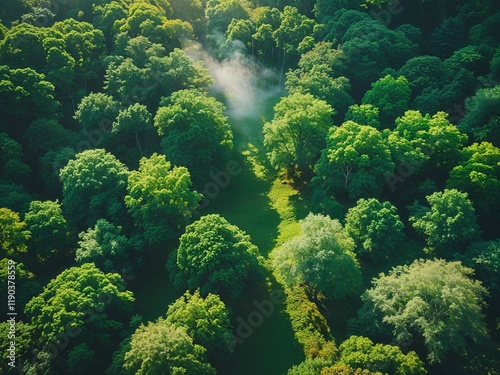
[125,153,201,246]
[314,121,394,199]
[264,92,333,179]
[272,213,361,300]
[357,259,488,364]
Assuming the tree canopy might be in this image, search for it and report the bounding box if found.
[170,214,262,300]
[356,259,488,364]
[272,213,361,300]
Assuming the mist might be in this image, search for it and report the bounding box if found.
[185,41,284,122]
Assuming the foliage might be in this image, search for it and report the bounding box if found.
[456,240,500,292]
[388,110,467,170]
[285,42,353,119]
[170,214,262,300]
[263,92,334,178]
[273,6,315,55]
[345,198,404,262]
[409,189,480,254]
[123,319,215,375]
[447,142,500,215]
[284,285,338,359]
[76,219,134,273]
[154,89,234,185]
[25,263,134,346]
[24,200,68,263]
[125,153,201,246]
[0,207,30,257]
[59,148,129,230]
[338,336,426,375]
[358,259,488,363]
[345,104,380,129]
[362,75,412,127]
[273,213,361,300]
[314,121,394,199]
[165,289,232,354]
[0,133,31,185]
[459,86,500,147]
[287,357,333,375]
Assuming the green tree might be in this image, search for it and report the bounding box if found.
[339,336,426,375]
[362,75,412,127]
[264,92,333,179]
[25,263,134,345]
[0,66,60,130]
[459,86,500,147]
[344,104,380,129]
[313,121,394,199]
[389,110,467,171]
[272,213,361,300]
[24,118,74,159]
[123,319,215,375]
[125,153,201,246]
[24,200,68,263]
[340,19,417,84]
[357,259,488,364]
[456,240,500,292]
[447,142,500,216]
[112,103,153,155]
[76,219,133,273]
[74,92,120,131]
[0,207,30,257]
[165,289,232,354]
[154,89,233,185]
[345,198,404,262]
[287,358,333,375]
[430,17,467,58]
[409,189,480,254]
[67,343,95,375]
[0,321,34,375]
[0,133,31,185]
[170,214,262,300]
[397,56,447,97]
[205,0,249,34]
[59,149,129,230]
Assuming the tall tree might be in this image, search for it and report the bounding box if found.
[123,319,215,375]
[264,92,333,179]
[125,153,201,246]
[447,142,500,216]
[338,336,426,375]
[76,219,135,273]
[154,89,233,185]
[362,75,412,128]
[272,213,361,300]
[169,214,262,300]
[313,121,393,199]
[25,263,134,346]
[165,290,232,355]
[409,189,480,255]
[24,200,68,263]
[345,198,404,262]
[59,149,129,230]
[355,259,488,364]
[0,207,30,258]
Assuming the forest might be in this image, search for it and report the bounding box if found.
[0,0,499,374]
